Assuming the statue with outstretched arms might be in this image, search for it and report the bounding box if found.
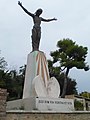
[18,1,57,51]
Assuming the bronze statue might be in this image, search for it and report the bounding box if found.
[18,1,57,51]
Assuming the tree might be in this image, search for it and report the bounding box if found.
[79,91,90,98]
[7,65,25,101]
[50,38,89,98]
[0,70,6,88]
[0,52,7,70]
[48,60,78,96]
[0,65,26,101]
[0,52,8,89]
[0,52,26,100]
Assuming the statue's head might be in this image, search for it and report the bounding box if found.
[35,9,43,16]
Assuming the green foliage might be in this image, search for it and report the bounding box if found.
[0,53,26,100]
[0,65,26,101]
[49,38,89,97]
[48,60,78,95]
[51,38,89,71]
[0,57,7,69]
[60,73,78,95]
[79,91,90,98]
[7,66,26,101]
[74,99,84,111]
[0,70,6,88]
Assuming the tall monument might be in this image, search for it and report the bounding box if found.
[18,1,60,98]
[7,2,74,112]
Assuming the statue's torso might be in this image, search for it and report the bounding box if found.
[33,16,41,27]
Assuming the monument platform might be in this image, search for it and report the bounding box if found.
[7,97,74,112]
[7,51,74,112]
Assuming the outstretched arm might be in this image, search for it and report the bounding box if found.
[18,1,34,18]
[41,17,57,22]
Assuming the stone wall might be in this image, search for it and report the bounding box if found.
[0,88,90,120]
[6,111,90,120]
[0,88,7,120]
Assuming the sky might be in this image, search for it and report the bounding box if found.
[0,0,90,93]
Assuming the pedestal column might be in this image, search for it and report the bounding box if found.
[23,51,50,98]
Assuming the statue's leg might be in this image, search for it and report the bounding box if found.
[31,28,37,51]
[37,29,41,50]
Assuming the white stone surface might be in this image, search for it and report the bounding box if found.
[23,51,50,98]
[32,75,47,97]
[32,76,60,98]
[23,52,37,98]
[6,97,36,111]
[47,77,60,98]
[36,97,74,111]
[7,97,74,112]
[23,51,60,99]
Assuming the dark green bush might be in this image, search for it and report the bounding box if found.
[74,99,84,111]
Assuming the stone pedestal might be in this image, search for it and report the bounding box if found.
[7,97,74,112]
[23,51,50,98]
[7,51,74,112]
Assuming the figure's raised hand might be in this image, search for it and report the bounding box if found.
[18,1,22,6]
[53,18,57,21]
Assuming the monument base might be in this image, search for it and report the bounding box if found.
[23,51,50,98]
[7,97,74,112]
